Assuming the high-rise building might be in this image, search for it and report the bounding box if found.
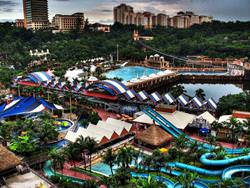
[156,14,168,27]
[52,13,85,32]
[23,0,49,30]
[113,4,166,29]
[169,11,212,29]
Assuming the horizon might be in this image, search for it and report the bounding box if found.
[0,0,250,24]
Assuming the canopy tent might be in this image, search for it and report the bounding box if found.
[124,89,137,100]
[162,93,175,104]
[27,72,53,84]
[0,97,63,120]
[177,94,189,106]
[207,98,217,109]
[149,92,162,103]
[192,96,203,108]
[136,91,149,101]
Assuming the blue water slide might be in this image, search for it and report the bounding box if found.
[222,165,250,180]
[143,107,249,155]
[168,162,223,176]
[200,153,250,166]
[145,106,183,136]
[142,107,180,137]
[131,172,175,188]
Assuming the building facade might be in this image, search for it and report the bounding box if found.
[15,19,25,28]
[52,13,85,32]
[114,4,212,29]
[113,3,167,29]
[169,11,212,29]
[23,0,49,30]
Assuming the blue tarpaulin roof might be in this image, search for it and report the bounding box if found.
[0,96,63,120]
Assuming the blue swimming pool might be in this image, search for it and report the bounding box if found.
[54,119,74,132]
[105,66,159,81]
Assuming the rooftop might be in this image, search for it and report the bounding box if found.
[0,145,21,173]
[133,110,195,130]
[136,125,173,147]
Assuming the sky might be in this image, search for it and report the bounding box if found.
[0,0,250,23]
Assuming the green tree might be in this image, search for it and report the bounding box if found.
[102,148,117,176]
[195,88,206,100]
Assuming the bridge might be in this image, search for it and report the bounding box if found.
[136,40,188,63]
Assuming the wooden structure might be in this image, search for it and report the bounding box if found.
[135,125,173,149]
[0,145,22,176]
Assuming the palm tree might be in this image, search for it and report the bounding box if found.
[170,85,187,98]
[141,155,152,172]
[75,135,87,169]
[117,147,133,168]
[195,88,206,100]
[49,148,65,174]
[85,136,98,172]
[64,142,79,168]
[103,148,117,175]
[131,148,140,169]
[173,133,188,161]
[131,175,165,188]
[151,149,166,175]
[178,171,198,188]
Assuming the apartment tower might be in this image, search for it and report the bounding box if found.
[23,0,49,30]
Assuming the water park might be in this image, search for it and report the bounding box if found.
[0,61,250,188]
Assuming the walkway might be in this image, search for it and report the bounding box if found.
[60,161,93,181]
[94,108,120,121]
[189,134,236,149]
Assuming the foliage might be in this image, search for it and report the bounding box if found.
[170,85,187,98]
[102,148,117,175]
[9,134,38,154]
[131,175,165,188]
[217,91,250,117]
[1,21,250,79]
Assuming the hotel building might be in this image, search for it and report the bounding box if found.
[23,0,49,30]
[52,13,85,32]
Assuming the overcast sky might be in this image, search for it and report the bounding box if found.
[0,0,250,23]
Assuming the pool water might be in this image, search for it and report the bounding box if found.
[105,66,159,81]
[54,119,73,132]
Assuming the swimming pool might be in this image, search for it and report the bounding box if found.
[54,119,74,132]
[105,66,159,81]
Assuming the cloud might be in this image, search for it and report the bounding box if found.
[0,0,17,12]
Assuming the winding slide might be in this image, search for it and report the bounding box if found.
[131,172,208,188]
[43,160,85,184]
[200,153,250,166]
[222,165,250,180]
[142,106,250,178]
[143,106,248,154]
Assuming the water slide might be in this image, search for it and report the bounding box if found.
[131,172,208,188]
[222,165,250,180]
[200,153,250,166]
[168,162,223,176]
[142,106,182,138]
[143,106,248,154]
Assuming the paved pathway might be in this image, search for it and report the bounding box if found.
[58,161,93,181]
[189,134,236,149]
